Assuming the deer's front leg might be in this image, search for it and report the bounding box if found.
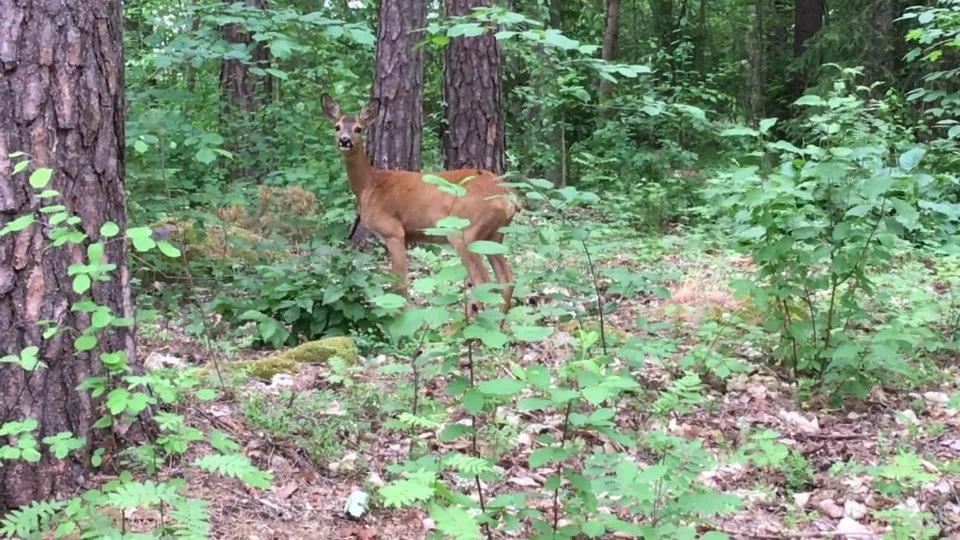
[382,235,409,295]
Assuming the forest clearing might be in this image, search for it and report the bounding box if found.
[1,1,959,539]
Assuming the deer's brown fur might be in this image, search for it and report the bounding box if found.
[322,94,516,314]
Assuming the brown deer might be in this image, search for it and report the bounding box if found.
[321,94,516,315]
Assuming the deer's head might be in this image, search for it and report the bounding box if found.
[321,94,380,154]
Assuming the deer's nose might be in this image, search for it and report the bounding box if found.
[339,135,351,144]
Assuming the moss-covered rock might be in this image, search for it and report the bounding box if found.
[208,336,361,382]
[280,336,359,365]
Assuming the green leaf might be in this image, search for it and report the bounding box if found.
[2,214,35,234]
[133,140,148,154]
[74,334,97,352]
[72,274,91,295]
[758,118,778,134]
[468,240,507,255]
[29,168,53,189]
[512,326,553,342]
[720,126,758,137]
[195,148,216,165]
[477,378,523,397]
[373,293,407,310]
[795,95,826,107]
[99,222,120,238]
[157,240,182,258]
[542,29,579,50]
[429,503,481,540]
[463,389,484,415]
[529,446,568,468]
[898,147,925,171]
[196,388,217,401]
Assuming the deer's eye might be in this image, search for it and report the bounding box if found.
[335,125,341,131]
[354,126,362,134]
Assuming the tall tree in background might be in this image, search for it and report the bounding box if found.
[0,0,137,509]
[649,0,676,50]
[745,2,765,123]
[793,0,825,94]
[694,0,708,72]
[349,0,426,247]
[599,0,622,105]
[219,0,271,181]
[442,0,506,174]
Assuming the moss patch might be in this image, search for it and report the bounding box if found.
[280,336,359,365]
[210,337,361,381]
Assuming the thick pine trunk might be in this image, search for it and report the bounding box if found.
[793,0,824,96]
[599,0,621,105]
[442,0,505,174]
[219,0,271,182]
[0,0,135,510]
[350,0,426,249]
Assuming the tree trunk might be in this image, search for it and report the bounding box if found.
[693,0,707,72]
[219,0,271,182]
[649,0,675,50]
[549,0,562,28]
[350,0,427,249]
[793,0,824,58]
[599,0,622,105]
[442,0,506,174]
[0,0,136,510]
[745,3,765,124]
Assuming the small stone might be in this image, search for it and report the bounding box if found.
[836,517,878,539]
[923,391,950,404]
[818,499,844,519]
[422,518,435,531]
[844,500,867,519]
[366,471,385,487]
[144,352,186,371]
[895,409,919,426]
[269,374,294,389]
[793,492,811,508]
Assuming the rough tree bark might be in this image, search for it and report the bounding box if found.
[442,0,505,174]
[599,0,622,105]
[649,0,676,50]
[219,0,271,182]
[0,0,137,510]
[349,0,426,249]
[745,3,765,124]
[693,0,707,72]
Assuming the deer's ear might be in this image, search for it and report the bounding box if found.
[359,98,380,125]
[321,94,341,121]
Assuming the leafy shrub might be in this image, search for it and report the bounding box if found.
[210,246,393,348]
[707,71,957,397]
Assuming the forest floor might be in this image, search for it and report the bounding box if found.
[132,228,960,539]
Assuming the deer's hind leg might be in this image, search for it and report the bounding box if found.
[485,232,515,325]
[448,233,490,317]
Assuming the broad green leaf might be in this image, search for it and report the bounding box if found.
[468,240,507,255]
[898,147,925,171]
[512,326,553,342]
[477,378,523,397]
[2,214,35,234]
[720,126,758,137]
[794,95,826,106]
[196,388,217,401]
[195,148,216,165]
[758,118,778,134]
[463,388,484,415]
[429,504,481,540]
[74,334,97,352]
[99,222,120,237]
[373,293,407,309]
[29,168,53,189]
[72,274,91,295]
[157,240,182,258]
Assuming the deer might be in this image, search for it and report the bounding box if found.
[321,94,517,317]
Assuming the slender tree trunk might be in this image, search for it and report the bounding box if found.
[745,3,765,124]
[549,0,562,28]
[693,0,707,72]
[349,0,427,249]
[649,0,675,50]
[0,0,137,510]
[442,0,506,174]
[219,0,271,182]
[599,0,622,105]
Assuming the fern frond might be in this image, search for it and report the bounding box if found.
[0,499,65,538]
[194,454,272,489]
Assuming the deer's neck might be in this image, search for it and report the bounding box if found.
[342,141,376,201]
